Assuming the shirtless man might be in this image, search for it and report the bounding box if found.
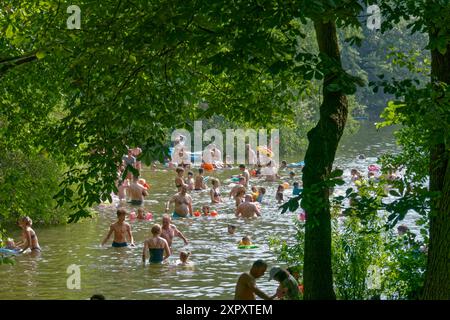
[194,168,207,190]
[234,260,273,300]
[160,214,189,247]
[165,185,193,218]
[101,209,135,247]
[128,175,148,205]
[236,195,261,218]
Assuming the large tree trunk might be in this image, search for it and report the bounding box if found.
[421,39,450,300]
[301,19,348,300]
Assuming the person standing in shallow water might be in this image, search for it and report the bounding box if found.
[234,260,274,300]
[160,214,189,248]
[101,209,135,247]
[143,224,170,264]
[165,185,193,218]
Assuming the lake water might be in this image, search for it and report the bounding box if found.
[0,121,412,300]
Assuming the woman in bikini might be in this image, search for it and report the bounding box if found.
[210,178,222,203]
[17,216,41,253]
[142,224,171,264]
[175,167,186,191]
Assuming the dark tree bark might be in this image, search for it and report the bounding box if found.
[301,19,348,300]
[421,37,450,300]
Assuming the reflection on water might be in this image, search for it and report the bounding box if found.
[0,121,410,300]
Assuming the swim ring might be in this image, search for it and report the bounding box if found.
[368,164,380,172]
[193,211,201,217]
[210,211,218,217]
[238,245,259,249]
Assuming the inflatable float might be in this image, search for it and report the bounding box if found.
[238,245,259,249]
[287,161,305,168]
[0,248,20,256]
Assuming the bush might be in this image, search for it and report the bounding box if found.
[0,149,72,227]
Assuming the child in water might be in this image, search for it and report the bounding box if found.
[292,182,303,196]
[276,185,285,204]
[102,209,135,247]
[239,236,252,246]
[136,208,146,220]
[256,187,266,203]
[185,171,195,191]
[228,225,237,235]
[178,251,192,266]
[202,205,210,216]
[251,186,259,202]
[210,178,222,203]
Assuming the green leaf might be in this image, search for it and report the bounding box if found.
[36,51,46,60]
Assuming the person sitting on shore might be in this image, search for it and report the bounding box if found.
[234,260,273,300]
[194,168,207,190]
[165,185,193,218]
[128,175,148,206]
[210,178,222,204]
[16,216,41,253]
[143,224,171,264]
[236,195,261,218]
[101,209,135,248]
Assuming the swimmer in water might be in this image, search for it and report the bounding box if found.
[178,251,191,265]
[142,224,171,265]
[202,205,210,216]
[239,236,252,246]
[17,216,41,253]
[194,168,207,190]
[236,195,261,218]
[210,178,222,203]
[228,225,237,235]
[185,171,195,191]
[256,187,266,203]
[101,209,135,247]
[276,185,285,204]
[174,167,186,191]
[136,208,146,220]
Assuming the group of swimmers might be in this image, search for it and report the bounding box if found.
[101,209,190,265]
